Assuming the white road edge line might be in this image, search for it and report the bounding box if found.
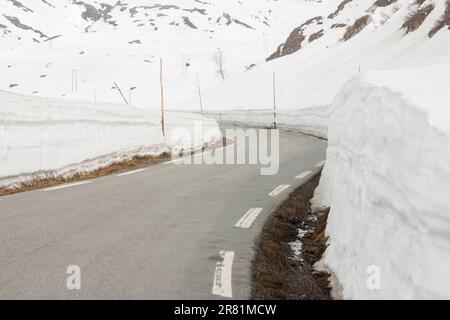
[235,208,263,229]
[164,144,234,165]
[116,168,147,176]
[269,185,290,197]
[295,171,312,180]
[315,160,326,168]
[43,181,92,191]
[212,250,235,298]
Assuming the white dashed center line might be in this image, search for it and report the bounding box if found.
[43,181,92,191]
[269,185,290,197]
[116,168,147,176]
[212,250,235,298]
[295,171,312,180]
[235,208,263,229]
[315,160,326,168]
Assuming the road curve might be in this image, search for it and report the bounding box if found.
[0,126,327,299]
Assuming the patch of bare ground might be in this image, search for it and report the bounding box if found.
[0,153,169,196]
[252,173,331,300]
[266,16,322,61]
[343,15,371,41]
[401,3,434,34]
[373,0,398,7]
[309,29,324,43]
[429,1,450,38]
[328,0,352,20]
[415,0,426,7]
[0,138,230,197]
[331,23,346,29]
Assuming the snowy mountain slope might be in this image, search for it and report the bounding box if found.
[178,0,450,112]
[0,0,309,108]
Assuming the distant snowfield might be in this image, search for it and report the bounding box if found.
[0,0,309,109]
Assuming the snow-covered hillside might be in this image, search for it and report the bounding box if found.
[179,0,449,112]
[0,0,307,108]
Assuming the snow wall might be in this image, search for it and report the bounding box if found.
[312,75,450,299]
[0,90,221,188]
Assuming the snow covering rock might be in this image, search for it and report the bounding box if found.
[312,65,450,299]
[0,0,304,108]
[0,90,221,188]
[179,0,449,113]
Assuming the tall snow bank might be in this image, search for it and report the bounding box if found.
[312,66,450,299]
[0,90,221,188]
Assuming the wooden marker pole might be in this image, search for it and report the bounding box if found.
[272,70,277,129]
[196,73,203,115]
[160,58,165,137]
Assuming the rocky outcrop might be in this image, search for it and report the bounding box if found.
[343,15,371,41]
[401,4,434,34]
[266,16,322,61]
[429,1,450,38]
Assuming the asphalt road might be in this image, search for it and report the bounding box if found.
[0,126,327,299]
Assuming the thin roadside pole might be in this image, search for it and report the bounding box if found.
[114,82,129,105]
[160,58,165,137]
[196,73,203,115]
[272,70,277,129]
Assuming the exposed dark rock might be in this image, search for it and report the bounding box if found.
[128,39,142,44]
[3,15,49,38]
[6,0,33,13]
[343,15,371,41]
[401,4,434,34]
[373,0,398,7]
[267,16,322,61]
[328,0,352,19]
[182,16,197,29]
[429,1,450,38]
[309,29,324,42]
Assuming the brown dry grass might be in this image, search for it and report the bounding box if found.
[402,4,434,34]
[0,138,231,197]
[0,153,170,196]
[252,173,331,300]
